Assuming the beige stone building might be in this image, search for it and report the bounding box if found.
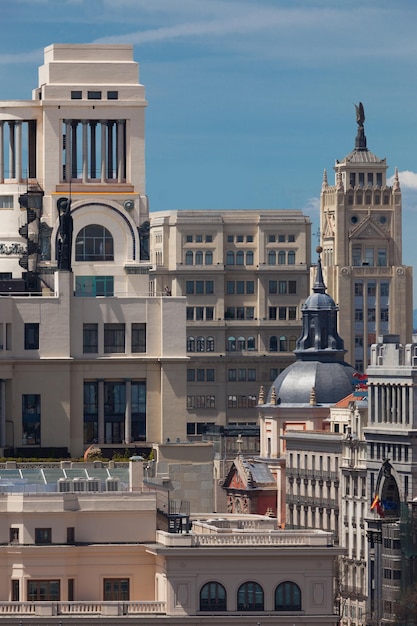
[320,103,413,370]
[150,209,311,432]
[0,460,342,625]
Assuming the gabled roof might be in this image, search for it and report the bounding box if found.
[223,457,276,491]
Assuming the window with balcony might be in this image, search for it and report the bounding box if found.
[103,579,129,601]
[28,580,60,601]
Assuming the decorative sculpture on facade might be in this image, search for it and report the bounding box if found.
[57,197,73,271]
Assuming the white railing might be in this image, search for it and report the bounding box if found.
[191,531,333,547]
[0,601,166,616]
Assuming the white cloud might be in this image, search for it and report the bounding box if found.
[393,170,417,191]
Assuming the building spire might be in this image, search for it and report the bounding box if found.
[322,169,328,191]
[312,247,326,294]
[393,166,400,191]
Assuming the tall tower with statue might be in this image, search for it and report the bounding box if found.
[319,103,412,371]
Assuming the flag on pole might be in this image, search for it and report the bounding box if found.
[371,494,384,517]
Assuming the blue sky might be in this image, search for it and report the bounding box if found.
[2,0,417,300]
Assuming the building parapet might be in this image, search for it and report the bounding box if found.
[0,600,166,617]
[156,529,334,547]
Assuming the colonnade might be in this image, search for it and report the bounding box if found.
[369,383,412,425]
[0,120,36,182]
[63,119,126,183]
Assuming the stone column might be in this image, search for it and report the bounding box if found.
[15,121,22,182]
[8,122,15,179]
[124,379,132,444]
[90,121,97,179]
[0,380,5,448]
[0,122,3,183]
[71,121,78,179]
[65,120,72,182]
[82,120,88,182]
[107,121,114,179]
[100,121,106,182]
[98,379,104,445]
[117,120,124,183]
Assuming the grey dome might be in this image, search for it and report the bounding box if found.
[267,360,355,406]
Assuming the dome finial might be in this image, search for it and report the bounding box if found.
[313,247,326,294]
[258,386,265,405]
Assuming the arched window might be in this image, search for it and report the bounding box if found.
[246,250,254,265]
[206,336,215,352]
[185,251,193,265]
[269,336,278,352]
[237,336,246,351]
[275,581,301,611]
[247,336,255,351]
[187,336,195,352]
[287,250,296,265]
[278,250,286,265]
[195,250,203,265]
[227,336,236,351]
[226,251,235,265]
[279,335,288,351]
[197,336,205,352]
[205,251,213,265]
[268,250,276,265]
[75,225,114,261]
[237,581,264,611]
[236,251,244,265]
[200,582,227,612]
[289,335,297,351]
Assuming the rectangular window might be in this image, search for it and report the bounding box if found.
[187,395,195,409]
[278,234,285,242]
[71,90,82,99]
[132,323,146,353]
[248,368,256,381]
[288,234,295,242]
[67,527,75,543]
[246,281,255,294]
[206,306,214,320]
[186,281,194,295]
[12,580,19,602]
[196,280,204,294]
[279,307,286,320]
[355,309,363,321]
[380,282,389,297]
[269,280,277,294]
[24,323,39,350]
[278,281,287,294]
[0,195,14,208]
[377,248,387,266]
[355,336,363,347]
[368,308,376,322]
[288,306,297,320]
[206,280,214,294]
[238,369,246,381]
[226,281,235,294]
[28,580,60,601]
[228,394,237,408]
[352,248,361,266]
[227,235,234,243]
[107,91,118,100]
[270,368,278,381]
[247,235,253,242]
[355,282,363,296]
[22,394,41,445]
[83,323,98,353]
[206,369,215,382]
[103,579,129,601]
[358,172,365,187]
[225,307,235,320]
[365,248,374,266]
[196,395,205,408]
[228,369,237,381]
[236,280,245,294]
[195,307,204,321]
[368,173,374,185]
[35,528,52,544]
[288,281,296,294]
[197,369,205,382]
[246,307,254,320]
[380,308,389,322]
[104,323,125,353]
[268,234,276,242]
[269,307,277,320]
[88,90,102,99]
[75,275,114,297]
[186,307,194,321]
[10,528,19,543]
[376,173,383,187]
[187,422,196,435]
[187,368,195,382]
[238,395,247,408]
